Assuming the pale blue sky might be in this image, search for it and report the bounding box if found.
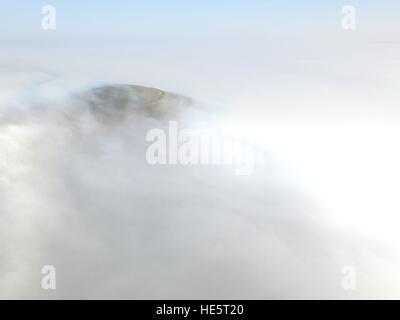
[0,0,399,41]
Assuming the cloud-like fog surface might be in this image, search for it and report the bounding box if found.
[1,70,400,300]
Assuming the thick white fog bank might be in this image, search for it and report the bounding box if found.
[1,36,400,299]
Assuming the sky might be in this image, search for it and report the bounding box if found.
[1,1,400,299]
[1,0,399,40]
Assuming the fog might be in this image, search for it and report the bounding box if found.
[1,35,400,299]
